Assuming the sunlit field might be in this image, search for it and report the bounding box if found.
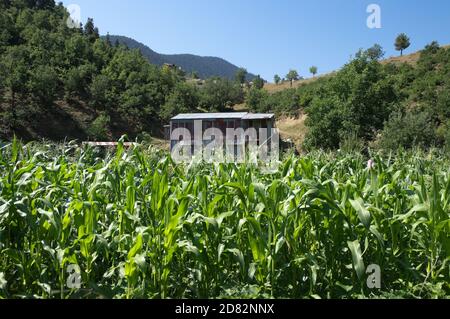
[0,140,449,299]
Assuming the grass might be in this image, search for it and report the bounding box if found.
[264,45,450,91]
[264,74,333,93]
[0,139,449,299]
[275,114,308,152]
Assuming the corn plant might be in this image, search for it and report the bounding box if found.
[0,139,448,299]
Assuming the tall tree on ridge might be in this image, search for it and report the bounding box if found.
[274,74,281,85]
[309,66,318,77]
[235,68,247,86]
[395,33,411,56]
[286,69,299,88]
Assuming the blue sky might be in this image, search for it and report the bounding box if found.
[61,0,450,81]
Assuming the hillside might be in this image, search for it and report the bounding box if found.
[264,46,450,93]
[107,35,256,80]
[0,2,247,142]
[246,42,450,151]
[264,73,335,93]
[243,48,434,144]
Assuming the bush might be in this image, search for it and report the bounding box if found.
[245,87,269,112]
[86,113,110,141]
[441,121,450,153]
[378,110,436,150]
[304,51,399,149]
[199,77,243,111]
[339,131,366,153]
[160,82,199,121]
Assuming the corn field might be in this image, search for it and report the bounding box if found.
[0,139,449,299]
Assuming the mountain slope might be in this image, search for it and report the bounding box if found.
[108,35,256,80]
[263,45,450,93]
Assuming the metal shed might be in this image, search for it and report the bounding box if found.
[168,112,275,151]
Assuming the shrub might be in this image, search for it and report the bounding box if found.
[245,87,269,112]
[339,131,366,154]
[378,110,436,150]
[86,113,110,141]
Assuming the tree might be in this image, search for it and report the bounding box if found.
[253,75,265,90]
[235,68,247,85]
[366,44,385,60]
[309,66,318,77]
[84,18,99,41]
[395,33,411,56]
[87,113,110,141]
[105,33,112,46]
[286,69,299,87]
[28,65,59,105]
[161,82,199,120]
[274,74,281,85]
[64,64,96,98]
[191,71,199,79]
[90,74,113,110]
[84,18,95,35]
[1,46,29,123]
[245,87,269,112]
[304,51,399,149]
[423,41,440,54]
[379,110,435,150]
[200,77,244,112]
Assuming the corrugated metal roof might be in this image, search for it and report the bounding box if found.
[171,113,248,120]
[171,112,275,121]
[242,113,275,120]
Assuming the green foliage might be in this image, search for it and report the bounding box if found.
[286,69,299,87]
[89,74,113,109]
[245,87,269,112]
[339,131,365,153]
[274,74,281,85]
[191,71,199,80]
[378,110,437,150]
[235,68,247,85]
[65,64,97,99]
[0,142,448,299]
[161,82,199,120]
[246,86,305,116]
[84,18,99,41]
[252,75,265,90]
[304,50,399,149]
[199,77,244,112]
[395,33,411,56]
[86,113,110,140]
[258,43,450,151]
[0,2,249,140]
[375,41,450,150]
[28,65,59,105]
[309,66,318,77]
[444,121,450,152]
[366,44,385,61]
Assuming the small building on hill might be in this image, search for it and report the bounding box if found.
[168,112,276,152]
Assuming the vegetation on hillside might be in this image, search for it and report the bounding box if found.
[0,1,245,141]
[247,42,450,151]
[2,2,446,155]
